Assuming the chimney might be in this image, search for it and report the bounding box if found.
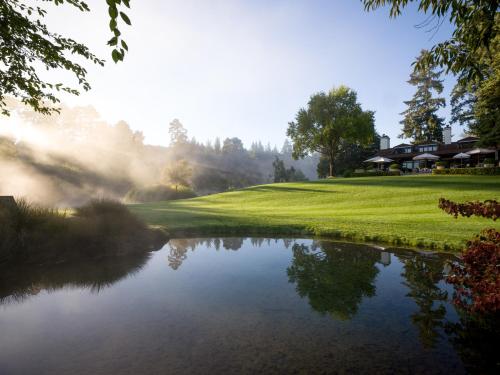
[443,126,452,145]
[380,134,390,150]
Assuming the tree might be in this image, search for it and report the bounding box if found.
[287,86,375,177]
[400,50,446,143]
[222,137,245,154]
[272,157,287,182]
[0,0,132,116]
[363,1,500,146]
[163,159,192,191]
[362,1,499,85]
[168,119,188,146]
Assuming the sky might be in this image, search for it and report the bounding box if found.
[22,0,459,149]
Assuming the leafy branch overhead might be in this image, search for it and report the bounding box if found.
[0,0,132,116]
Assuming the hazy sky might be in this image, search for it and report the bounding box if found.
[36,0,457,148]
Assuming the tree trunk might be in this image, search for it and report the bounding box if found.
[329,158,334,177]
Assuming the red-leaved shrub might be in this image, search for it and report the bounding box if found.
[439,198,500,314]
[446,229,500,314]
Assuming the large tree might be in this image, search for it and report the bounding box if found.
[0,0,131,116]
[400,50,446,143]
[287,86,375,177]
[363,1,499,145]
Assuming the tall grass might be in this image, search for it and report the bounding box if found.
[0,198,167,265]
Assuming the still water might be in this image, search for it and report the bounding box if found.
[0,238,498,374]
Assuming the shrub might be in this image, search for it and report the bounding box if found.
[439,198,500,314]
[342,169,353,178]
[125,184,196,203]
[446,229,500,314]
[0,198,168,265]
[435,161,447,167]
[483,158,495,165]
[349,170,400,177]
[432,167,500,175]
[389,163,400,170]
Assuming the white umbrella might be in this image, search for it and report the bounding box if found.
[363,156,393,170]
[466,148,496,165]
[364,156,394,163]
[466,148,496,155]
[413,153,439,161]
[413,153,439,169]
[453,152,470,167]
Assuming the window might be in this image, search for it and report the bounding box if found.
[417,145,437,152]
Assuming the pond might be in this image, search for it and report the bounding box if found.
[0,238,498,374]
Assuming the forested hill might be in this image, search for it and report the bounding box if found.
[0,104,318,205]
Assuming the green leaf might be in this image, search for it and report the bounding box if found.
[108,6,118,19]
[112,49,120,63]
[123,0,130,8]
[121,40,128,51]
[120,12,131,25]
[107,36,118,46]
[109,18,117,31]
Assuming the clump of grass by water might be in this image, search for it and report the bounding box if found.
[0,198,168,265]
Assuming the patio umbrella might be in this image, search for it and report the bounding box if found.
[466,148,496,165]
[364,156,394,163]
[413,153,439,168]
[453,152,470,167]
[363,156,393,170]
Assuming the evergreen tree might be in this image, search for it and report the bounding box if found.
[400,50,446,143]
[168,119,188,145]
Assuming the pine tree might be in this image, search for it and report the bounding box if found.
[400,50,446,144]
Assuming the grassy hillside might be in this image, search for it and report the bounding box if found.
[130,175,500,251]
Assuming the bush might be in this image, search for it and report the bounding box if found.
[439,198,500,315]
[342,169,353,178]
[125,184,196,203]
[483,158,495,165]
[435,161,447,167]
[349,170,400,177]
[447,229,500,314]
[389,163,400,170]
[0,198,168,265]
[432,167,500,175]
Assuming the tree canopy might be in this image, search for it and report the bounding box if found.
[287,86,375,177]
[0,0,131,116]
[363,0,499,145]
[400,50,446,143]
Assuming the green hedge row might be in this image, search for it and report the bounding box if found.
[432,167,500,175]
[351,171,401,177]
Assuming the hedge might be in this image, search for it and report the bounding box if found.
[351,171,401,177]
[432,167,500,175]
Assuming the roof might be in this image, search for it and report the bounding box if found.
[392,143,412,148]
[457,136,479,143]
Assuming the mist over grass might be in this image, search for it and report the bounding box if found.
[0,101,318,205]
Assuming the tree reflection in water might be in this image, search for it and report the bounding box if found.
[399,253,448,348]
[0,252,150,305]
[286,241,380,320]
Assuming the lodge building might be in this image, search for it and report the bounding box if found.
[374,126,499,170]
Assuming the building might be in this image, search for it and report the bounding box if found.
[375,126,499,170]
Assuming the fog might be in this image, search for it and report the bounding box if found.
[0,101,318,206]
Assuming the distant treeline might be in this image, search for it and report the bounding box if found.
[0,104,319,205]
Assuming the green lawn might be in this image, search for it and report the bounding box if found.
[130,175,500,251]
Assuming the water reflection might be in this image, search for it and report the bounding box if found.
[399,252,448,348]
[286,242,380,320]
[1,238,498,374]
[0,253,150,305]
